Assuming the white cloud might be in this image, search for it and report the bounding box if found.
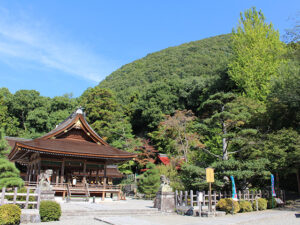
[0,7,115,82]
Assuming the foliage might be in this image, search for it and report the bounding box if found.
[150,110,203,162]
[138,163,160,198]
[198,92,263,161]
[228,7,287,101]
[0,204,21,225]
[212,158,270,190]
[134,139,158,169]
[267,198,278,209]
[157,164,184,191]
[39,200,62,222]
[0,158,24,188]
[216,198,240,214]
[239,200,253,212]
[252,198,268,210]
[0,129,10,157]
[179,164,208,191]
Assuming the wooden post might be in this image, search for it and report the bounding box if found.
[37,189,41,209]
[37,160,41,183]
[28,164,32,182]
[213,191,217,208]
[102,163,107,201]
[1,187,5,205]
[209,182,212,212]
[83,160,87,183]
[180,191,183,206]
[60,160,65,183]
[56,170,59,186]
[25,188,30,209]
[13,187,18,204]
[26,165,29,182]
[175,190,178,208]
[190,190,193,207]
[184,191,188,206]
[197,192,202,217]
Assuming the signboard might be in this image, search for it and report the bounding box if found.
[206,167,214,183]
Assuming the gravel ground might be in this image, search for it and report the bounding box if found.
[24,209,300,225]
[22,198,300,225]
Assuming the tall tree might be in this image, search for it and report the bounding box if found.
[198,92,263,161]
[149,110,203,162]
[228,7,286,101]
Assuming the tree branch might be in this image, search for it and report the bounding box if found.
[201,148,222,159]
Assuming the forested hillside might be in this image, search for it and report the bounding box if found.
[0,7,299,194]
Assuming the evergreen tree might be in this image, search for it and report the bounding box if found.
[0,129,10,157]
[0,158,24,188]
[0,131,24,188]
[138,163,160,198]
[228,7,286,101]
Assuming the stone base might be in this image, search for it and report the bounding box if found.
[154,191,175,213]
[21,209,41,223]
[40,190,55,201]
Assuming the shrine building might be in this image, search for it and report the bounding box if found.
[6,108,136,200]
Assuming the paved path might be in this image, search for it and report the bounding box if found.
[22,198,300,225]
[24,209,300,225]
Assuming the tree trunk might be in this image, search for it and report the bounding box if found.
[222,121,228,160]
[296,168,300,194]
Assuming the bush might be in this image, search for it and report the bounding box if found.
[39,201,61,222]
[252,198,268,211]
[267,198,278,209]
[0,204,21,225]
[216,198,240,214]
[239,200,253,212]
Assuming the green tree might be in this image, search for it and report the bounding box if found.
[138,163,160,198]
[228,7,287,101]
[198,92,262,161]
[0,131,23,188]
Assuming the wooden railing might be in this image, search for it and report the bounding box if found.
[1,187,41,209]
[88,184,120,190]
[175,189,285,215]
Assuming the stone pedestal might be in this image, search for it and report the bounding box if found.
[154,191,175,213]
[40,190,55,201]
[21,209,41,223]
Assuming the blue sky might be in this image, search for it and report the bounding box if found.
[0,0,298,97]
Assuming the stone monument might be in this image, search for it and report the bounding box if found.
[154,175,175,213]
[37,169,55,200]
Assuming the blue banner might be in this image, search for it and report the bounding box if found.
[271,174,276,197]
[230,175,238,201]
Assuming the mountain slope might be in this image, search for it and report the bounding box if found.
[99,34,232,104]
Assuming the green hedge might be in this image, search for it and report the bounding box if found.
[267,198,278,209]
[252,198,268,211]
[39,201,61,222]
[0,204,21,225]
[239,200,253,212]
[216,198,240,214]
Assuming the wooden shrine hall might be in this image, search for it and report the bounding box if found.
[7,108,136,200]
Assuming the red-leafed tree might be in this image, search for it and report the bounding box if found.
[135,139,158,169]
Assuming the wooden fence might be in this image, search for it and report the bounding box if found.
[175,189,285,214]
[0,187,41,209]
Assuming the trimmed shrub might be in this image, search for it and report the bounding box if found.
[252,198,268,211]
[0,204,21,225]
[267,198,278,209]
[216,198,240,214]
[239,200,253,212]
[39,201,61,222]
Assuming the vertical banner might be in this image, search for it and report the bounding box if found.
[271,174,276,197]
[230,175,238,201]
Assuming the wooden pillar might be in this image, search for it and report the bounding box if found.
[102,163,107,201]
[37,160,41,183]
[96,168,99,184]
[83,161,87,183]
[60,160,65,183]
[56,169,59,186]
[25,165,29,182]
[28,164,32,182]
